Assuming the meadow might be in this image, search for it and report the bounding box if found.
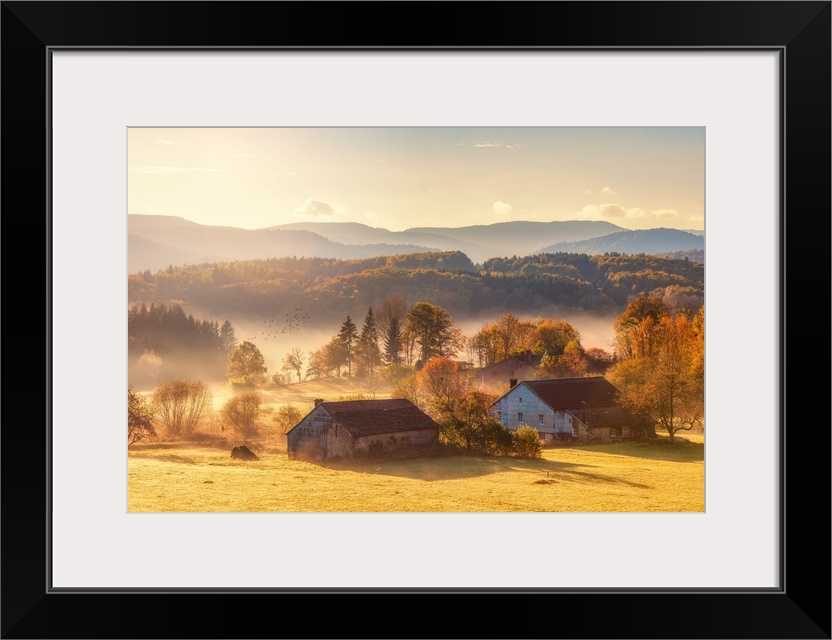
[128,434,704,513]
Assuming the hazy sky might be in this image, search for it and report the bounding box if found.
[128,127,704,231]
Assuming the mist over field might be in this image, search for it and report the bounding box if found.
[454,309,617,353]
[204,307,618,377]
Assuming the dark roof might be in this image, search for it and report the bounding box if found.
[321,399,439,438]
[482,353,543,375]
[520,377,621,411]
[322,398,413,414]
[569,406,630,428]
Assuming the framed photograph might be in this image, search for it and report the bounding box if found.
[3,2,829,638]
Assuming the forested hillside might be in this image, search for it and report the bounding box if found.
[128,251,703,324]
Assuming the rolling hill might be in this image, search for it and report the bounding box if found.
[129,215,437,273]
[537,228,704,257]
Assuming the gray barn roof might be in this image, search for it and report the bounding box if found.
[321,399,439,438]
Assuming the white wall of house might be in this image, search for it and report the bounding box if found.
[490,384,574,437]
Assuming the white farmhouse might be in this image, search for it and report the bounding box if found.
[490,377,635,443]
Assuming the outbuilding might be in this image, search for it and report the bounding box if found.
[287,398,440,461]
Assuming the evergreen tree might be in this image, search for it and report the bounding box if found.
[358,307,381,380]
[404,302,463,364]
[338,315,358,377]
[383,316,403,365]
[219,320,237,355]
[376,294,408,365]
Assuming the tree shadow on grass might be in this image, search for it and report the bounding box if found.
[130,452,199,465]
[568,440,704,463]
[334,455,651,489]
[128,442,182,451]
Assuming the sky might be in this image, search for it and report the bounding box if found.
[128,127,704,231]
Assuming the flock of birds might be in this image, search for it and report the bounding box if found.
[246,307,310,342]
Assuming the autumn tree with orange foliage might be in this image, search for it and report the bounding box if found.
[413,357,511,454]
[607,298,704,442]
[417,356,469,418]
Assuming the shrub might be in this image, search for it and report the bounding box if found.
[513,425,543,459]
[480,419,515,457]
[221,391,262,438]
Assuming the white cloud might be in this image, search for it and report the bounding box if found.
[292,199,348,220]
[293,199,341,220]
[579,203,649,219]
[574,203,697,228]
[130,166,222,174]
[599,203,626,218]
[600,203,648,219]
[602,186,614,195]
[492,201,514,216]
[652,209,680,219]
[472,141,523,149]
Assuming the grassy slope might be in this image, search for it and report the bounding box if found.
[128,437,704,513]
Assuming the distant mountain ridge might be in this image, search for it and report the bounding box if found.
[128,214,704,273]
[128,215,436,273]
[271,219,627,263]
[537,228,704,257]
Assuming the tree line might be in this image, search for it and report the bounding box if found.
[304,296,463,381]
[128,251,704,323]
[128,303,237,386]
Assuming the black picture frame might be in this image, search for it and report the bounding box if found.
[2,2,829,638]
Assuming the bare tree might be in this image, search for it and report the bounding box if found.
[274,405,303,436]
[128,385,157,445]
[281,347,304,383]
[152,379,211,438]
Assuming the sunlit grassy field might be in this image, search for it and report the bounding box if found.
[128,436,703,513]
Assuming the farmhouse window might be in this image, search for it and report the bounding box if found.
[611,426,622,437]
[497,411,502,421]
[539,414,544,426]
[519,397,523,403]
[518,412,524,423]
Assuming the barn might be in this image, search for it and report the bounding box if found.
[286,398,440,461]
[478,350,542,391]
[490,376,635,443]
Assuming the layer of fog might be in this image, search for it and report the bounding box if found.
[453,307,618,353]
[227,305,617,375]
